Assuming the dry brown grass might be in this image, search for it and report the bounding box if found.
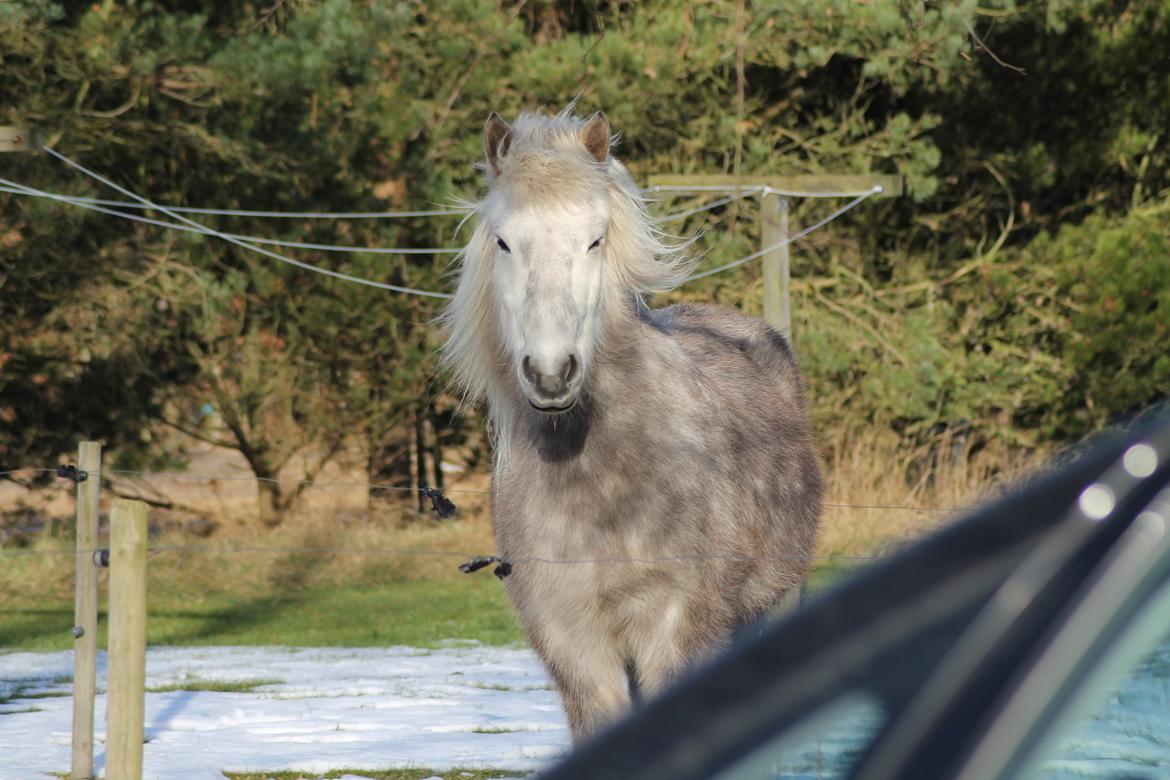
[817,425,1046,559]
[0,443,499,601]
[1,430,1050,602]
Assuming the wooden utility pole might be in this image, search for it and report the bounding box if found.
[107,500,148,780]
[647,174,903,341]
[71,442,102,780]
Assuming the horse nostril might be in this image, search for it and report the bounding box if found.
[562,354,579,384]
[521,356,538,385]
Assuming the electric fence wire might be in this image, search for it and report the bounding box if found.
[682,187,881,282]
[2,155,876,296]
[648,183,881,198]
[0,463,960,565]
[40,147,458,299]
[0,180,746,256]
[0,181,461,255]
[0,543,885,563]
[1,465,963,513]
[0,181,866,220]
[0,182,754,259]
[3,193,469,219]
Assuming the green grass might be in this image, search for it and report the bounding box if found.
[0,577,524,652]
[472,726,524,734]
[0,559,865,654]
[0,675,73,705]
[224,770,525,780]
[466,681,514,691]
[146,677,283,694]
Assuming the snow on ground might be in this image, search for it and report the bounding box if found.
[0,644,569,780]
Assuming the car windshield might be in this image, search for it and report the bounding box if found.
[711,695,886,779]
[1024,581,1170,779]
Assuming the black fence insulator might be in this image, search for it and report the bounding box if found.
[93,549,109,568]
[459,555,513,579]
[56,464,88,483]
[459,556,494,574]
[420,486,457,519]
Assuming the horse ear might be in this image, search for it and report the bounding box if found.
[580,111,610,163]
[484,112,514,176]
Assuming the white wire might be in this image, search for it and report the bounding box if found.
[648,183,882,198]
[40,148,455,299]
[26,192,469,219]
[0,180,744,248]
[682,188,879,282]
[0,182,460,255]
[1,185,756,220]
[3,181,746,231]
[655,189,760,223]
[6,155,878,291]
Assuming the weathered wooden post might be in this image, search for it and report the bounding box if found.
[760,191,792,339]
[107,499,148,780]
[71,441,101,780]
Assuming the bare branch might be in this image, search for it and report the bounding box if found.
[966,21,1026,76]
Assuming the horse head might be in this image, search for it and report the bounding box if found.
[479,111,612,413]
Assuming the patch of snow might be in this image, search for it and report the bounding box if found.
[0,645,569,779]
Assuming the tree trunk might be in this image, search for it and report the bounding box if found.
[256,477,284,529]
[428,400,445,494]
[366,431,411,515]
[414,402,428,514]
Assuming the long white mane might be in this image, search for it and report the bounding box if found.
[439,109,693,452]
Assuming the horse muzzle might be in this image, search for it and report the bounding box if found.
[520,353,581,413]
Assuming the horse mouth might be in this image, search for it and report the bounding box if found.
[528,398,577,415]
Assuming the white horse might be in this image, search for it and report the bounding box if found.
[442,109,822,740]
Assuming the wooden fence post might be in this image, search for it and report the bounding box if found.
[760,192,792,340]
[107,499,148,780]
[71,442,101,780]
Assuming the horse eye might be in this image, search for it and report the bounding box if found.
[588,237,603,251]
[496,237,511,253]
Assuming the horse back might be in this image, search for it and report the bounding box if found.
[640,301,806,395]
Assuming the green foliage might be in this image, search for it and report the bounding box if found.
[789,200,1169,447]
[1027,207,1170,434]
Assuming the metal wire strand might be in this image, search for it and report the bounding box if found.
[39,148,456,299]
[4,163,876,291]
[0,181,747,244]
[654,190,761,223]
[682,188,879,282]
[0,182,460,255]
[105,469,491,496]
[648,184,881,198]
[4,464,960,513]
[9,192,470,219]
[0,543,883,564]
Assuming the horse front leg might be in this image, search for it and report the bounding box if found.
[627,603,727,702]
[530,621,632,741]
